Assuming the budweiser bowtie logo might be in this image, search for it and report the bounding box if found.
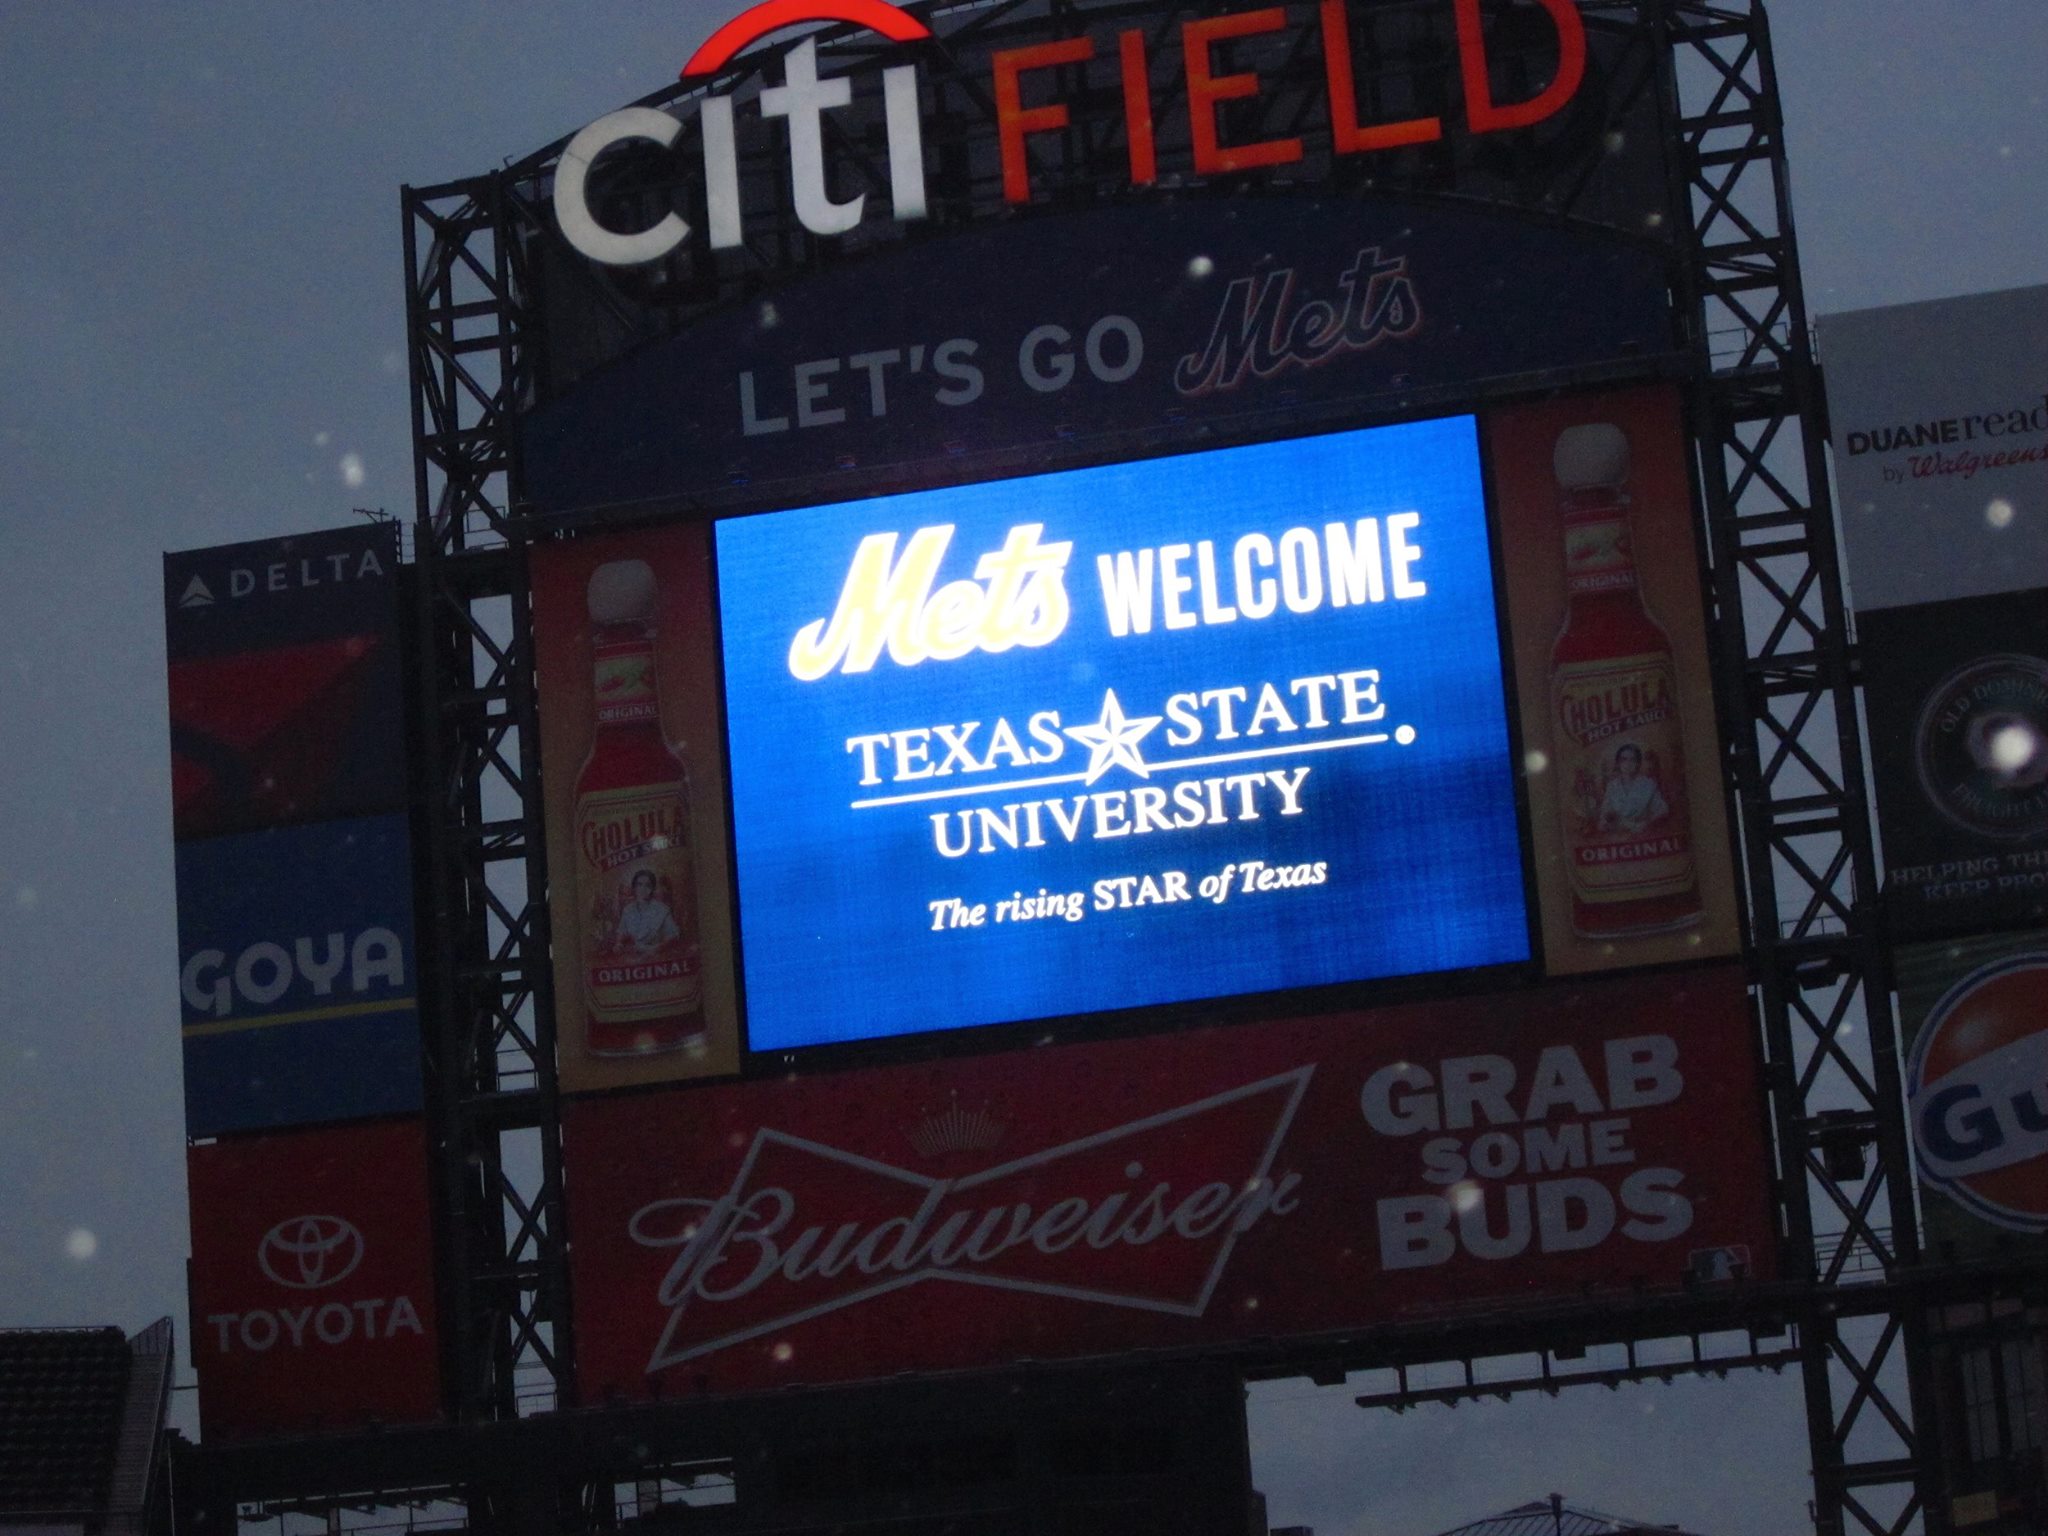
[628,1068,1314,1372]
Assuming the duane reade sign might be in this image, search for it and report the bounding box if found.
[1818,283,2048,612]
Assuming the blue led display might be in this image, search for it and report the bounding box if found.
[716,416,1529,1050]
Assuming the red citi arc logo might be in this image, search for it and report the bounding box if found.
[682,0,933,77]
[554,0,1587,265]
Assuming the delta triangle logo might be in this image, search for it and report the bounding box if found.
[179,574,215,609]
[626,1067,1313,1372]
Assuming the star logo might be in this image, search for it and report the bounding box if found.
[1063,689,1163,785]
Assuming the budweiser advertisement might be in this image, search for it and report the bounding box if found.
[533,524,742,1091]
[187,1118,442,1439]
[564,964,1774,1399]
[1900,934,2048,1260]
[1489,385,1742,976]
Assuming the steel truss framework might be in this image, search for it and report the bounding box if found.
[184,1,2004,1531]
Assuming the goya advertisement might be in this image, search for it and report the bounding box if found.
[176,815,421,1134]
[716,414,1529,1051]
[562,964,1774,1399]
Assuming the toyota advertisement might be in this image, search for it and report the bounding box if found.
[186,1119,443,1439]
[718,414,1529,1049]
[563,963,1775,1399]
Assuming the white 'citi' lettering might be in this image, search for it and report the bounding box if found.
[554,40,926,263]
[789,524,1073,679]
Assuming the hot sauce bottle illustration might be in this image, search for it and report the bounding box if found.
[573,559,704,1055]
[1548,423,1703,938]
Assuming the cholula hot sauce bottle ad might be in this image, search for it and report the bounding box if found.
[573,559,705,1055]
[1546,422,1703,938]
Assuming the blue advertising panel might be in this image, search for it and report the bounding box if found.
[177,813,422,1135]
[717,415,1528,1050]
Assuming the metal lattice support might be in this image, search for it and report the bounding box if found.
[1658,3,1940,1530]
[404,173,573,1424]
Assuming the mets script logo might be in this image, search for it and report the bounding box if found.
[626,1069,1311,1372]
[257,1215,366,1290]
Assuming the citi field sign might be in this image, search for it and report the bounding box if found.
[553,0,1588,263]
[715,413,1530,1051]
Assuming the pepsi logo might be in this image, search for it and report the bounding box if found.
[257,1215,366,1290]
[1907,953,2048,1232]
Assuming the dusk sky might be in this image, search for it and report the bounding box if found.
[1,4,2042,1532]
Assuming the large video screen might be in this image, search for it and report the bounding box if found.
[716,415,1529,1050]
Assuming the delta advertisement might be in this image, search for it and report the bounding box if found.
[187,1118,442,1439]
[561,963,1775,1399]
[163,526,423,1136]
[165,524,408,838]
[1900,934,2048,1261]
[1817,286,2048,939]
[718,414,1530,1050]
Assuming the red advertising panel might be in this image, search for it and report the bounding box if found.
[187,1119,442,1439]
[564,965,1773,1400]
[1489,385,1743,976]
[533,524,742,1091]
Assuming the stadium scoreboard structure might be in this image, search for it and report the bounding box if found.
[167,3,2001,1534]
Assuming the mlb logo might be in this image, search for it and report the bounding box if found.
[1907,954,2048,1232]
